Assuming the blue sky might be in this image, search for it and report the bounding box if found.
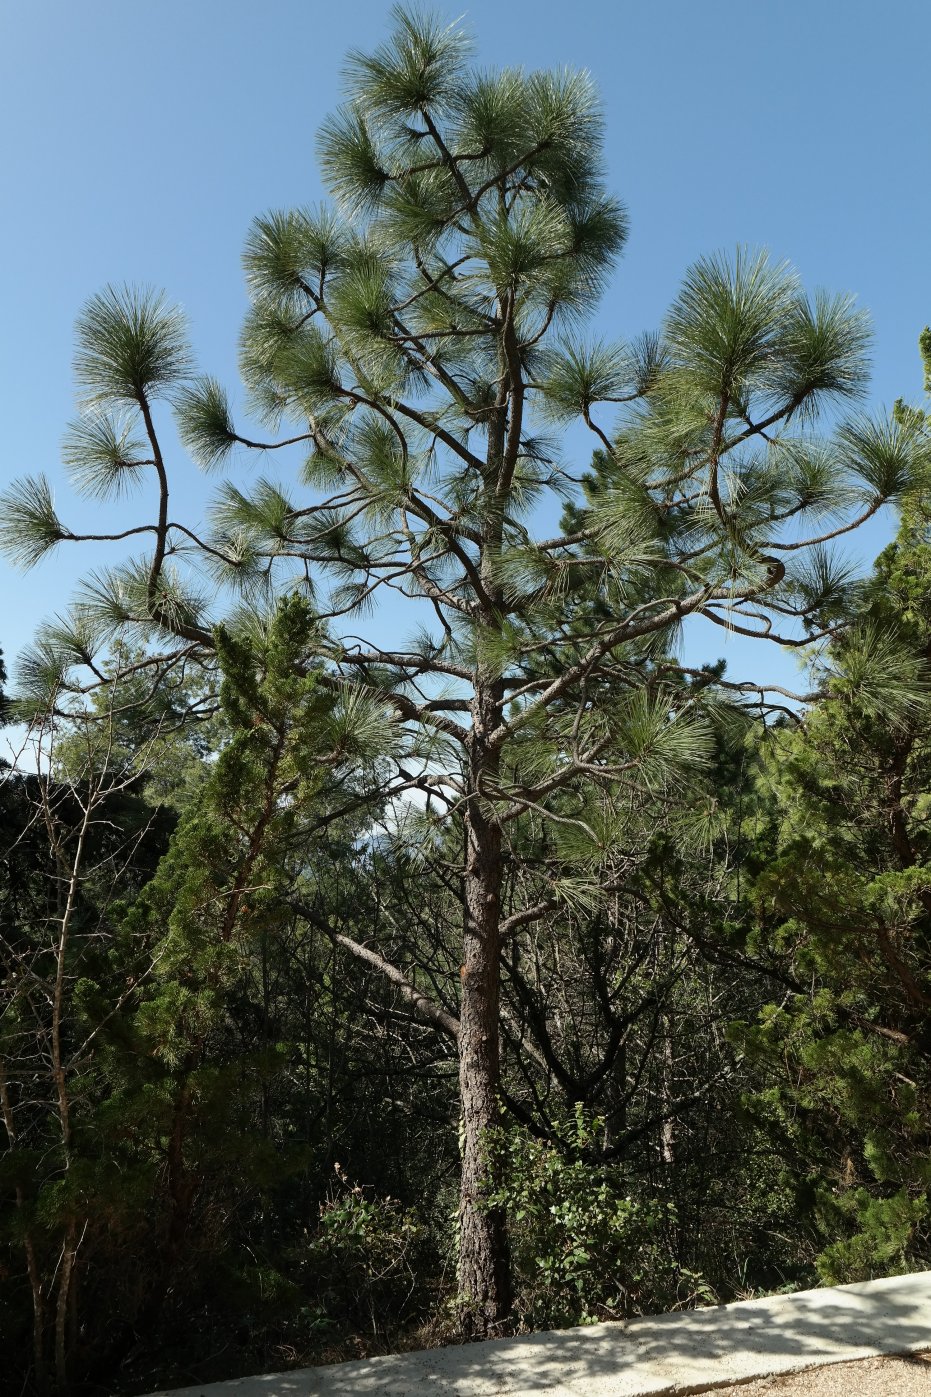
[1,0,929,700]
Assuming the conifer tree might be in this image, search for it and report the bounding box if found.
[735,331,931,1280]
[2,9,926,1328]
[0,701,176,1393]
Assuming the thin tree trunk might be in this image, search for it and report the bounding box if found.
[0,1057,48,1393]
[25,1220,47,1394]
[54,1224,78,1396]
[457,710,511,1334]
[47,786,91,1395]
[660,1027,676,1167]
[132,1078,198,1344]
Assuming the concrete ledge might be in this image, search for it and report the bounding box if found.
[143,1270,931,1397]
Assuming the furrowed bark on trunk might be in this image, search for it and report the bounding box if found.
[457,694,511,1335]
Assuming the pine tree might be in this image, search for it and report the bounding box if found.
[2,8,926,1329]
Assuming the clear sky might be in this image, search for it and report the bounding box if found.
[1,0,929,700]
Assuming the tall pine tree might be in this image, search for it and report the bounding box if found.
[3,9,926,1327]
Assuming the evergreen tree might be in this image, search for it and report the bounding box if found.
[0,706,176,1394]
[2,9,925,1328]
[1,597,409,1392]
[734,329,931,1281]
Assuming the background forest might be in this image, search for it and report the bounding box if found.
[1,9,931,1397]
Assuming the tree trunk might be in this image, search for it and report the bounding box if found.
[660,1027,677,1167]
[0,1059,48,1393]
[457,711,511,1335]
[54,1222,78,1395]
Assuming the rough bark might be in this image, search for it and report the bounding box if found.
[457,689,512,1334]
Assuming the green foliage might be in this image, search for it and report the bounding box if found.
[663,249,870,407]
[0,473,69,569]
[74,284,191,407]
[734,461,931,1281]
[825,620,930,725]
[538,338,634,420]
[665,248,801,398]
[345,6,471,118]
[485,1112,678,1328]
[817,1191,929,1285]
[837,412,930,500]
[62,411,151,499]
[297,1171,443,1345]
[243,207,347,309]
[174,375,237,469]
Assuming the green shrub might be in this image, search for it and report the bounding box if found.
[297,1168,446,1347]
[485,1109,682,1330]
